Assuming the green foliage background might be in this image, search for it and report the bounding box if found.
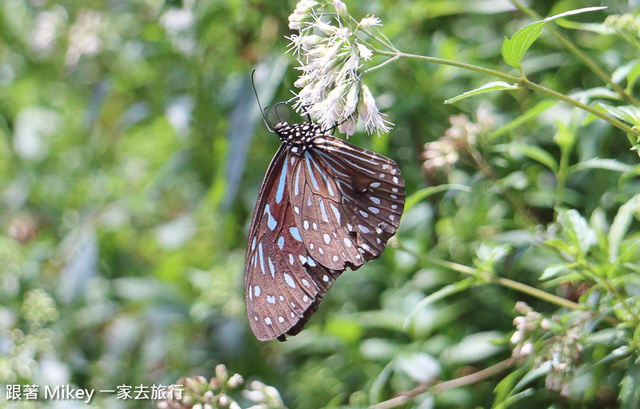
[1,0,640,408]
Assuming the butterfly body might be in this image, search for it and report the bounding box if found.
[245,119,404,341]
[274,121,322,154]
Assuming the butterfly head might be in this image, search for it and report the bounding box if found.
[274,121,327,154]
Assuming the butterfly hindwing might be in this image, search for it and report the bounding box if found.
[288,133,405,270]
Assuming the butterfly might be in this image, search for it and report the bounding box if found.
[245,80,405,341]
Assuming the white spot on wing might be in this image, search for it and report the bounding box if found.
[284,273,296,288]
[330,203,341,226]
[264,204,277,231]
[268,257,276,278]
[319,198,329,222]
[258,243,265,274]
[290,226,302,241]
[276,161,288,204]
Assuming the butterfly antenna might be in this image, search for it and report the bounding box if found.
[251,70,274,133]
[274,101,290,123]
[328,116,351,134]
[300,105,313,122]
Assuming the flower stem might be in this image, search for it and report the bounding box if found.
[510,0,640,107]
[371,358,514,408]
[361,55,399,76]
[407,251,584,311]
[496,277,583,311]
[374,50,519,82]
[520,77,639,136]
[374,49,640,138]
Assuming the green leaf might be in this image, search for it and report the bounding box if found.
[492,369,525,409]
[570,87,621,101]
[557,208,593,257]
[511,361,551,394]
[569,158,639,174]
[620,359,640,409]
[494,143,559,173]
[369,362,394,404]
[491,100,557,139]
[404,184,471,212]
[444,81,520,104]
[609,195,640,264]
[540,263,572,281]
[627,60,640,93]
[597,103,640,127]
[502,389,536,408]
[611,59,640,85]
[545,238,573,254]
[596,345,631,365]
[502,7,606,70]
[502,22,544,69]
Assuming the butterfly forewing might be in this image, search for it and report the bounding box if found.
[245,145,342,341]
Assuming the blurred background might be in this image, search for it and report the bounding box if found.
[1,0,637,408]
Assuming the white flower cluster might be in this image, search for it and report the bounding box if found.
[156,365,286,409]
[287,0,391,136]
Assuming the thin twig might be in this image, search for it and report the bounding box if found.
[374,49,640,138]
[395,244,585,312]
[370,359,515,409]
